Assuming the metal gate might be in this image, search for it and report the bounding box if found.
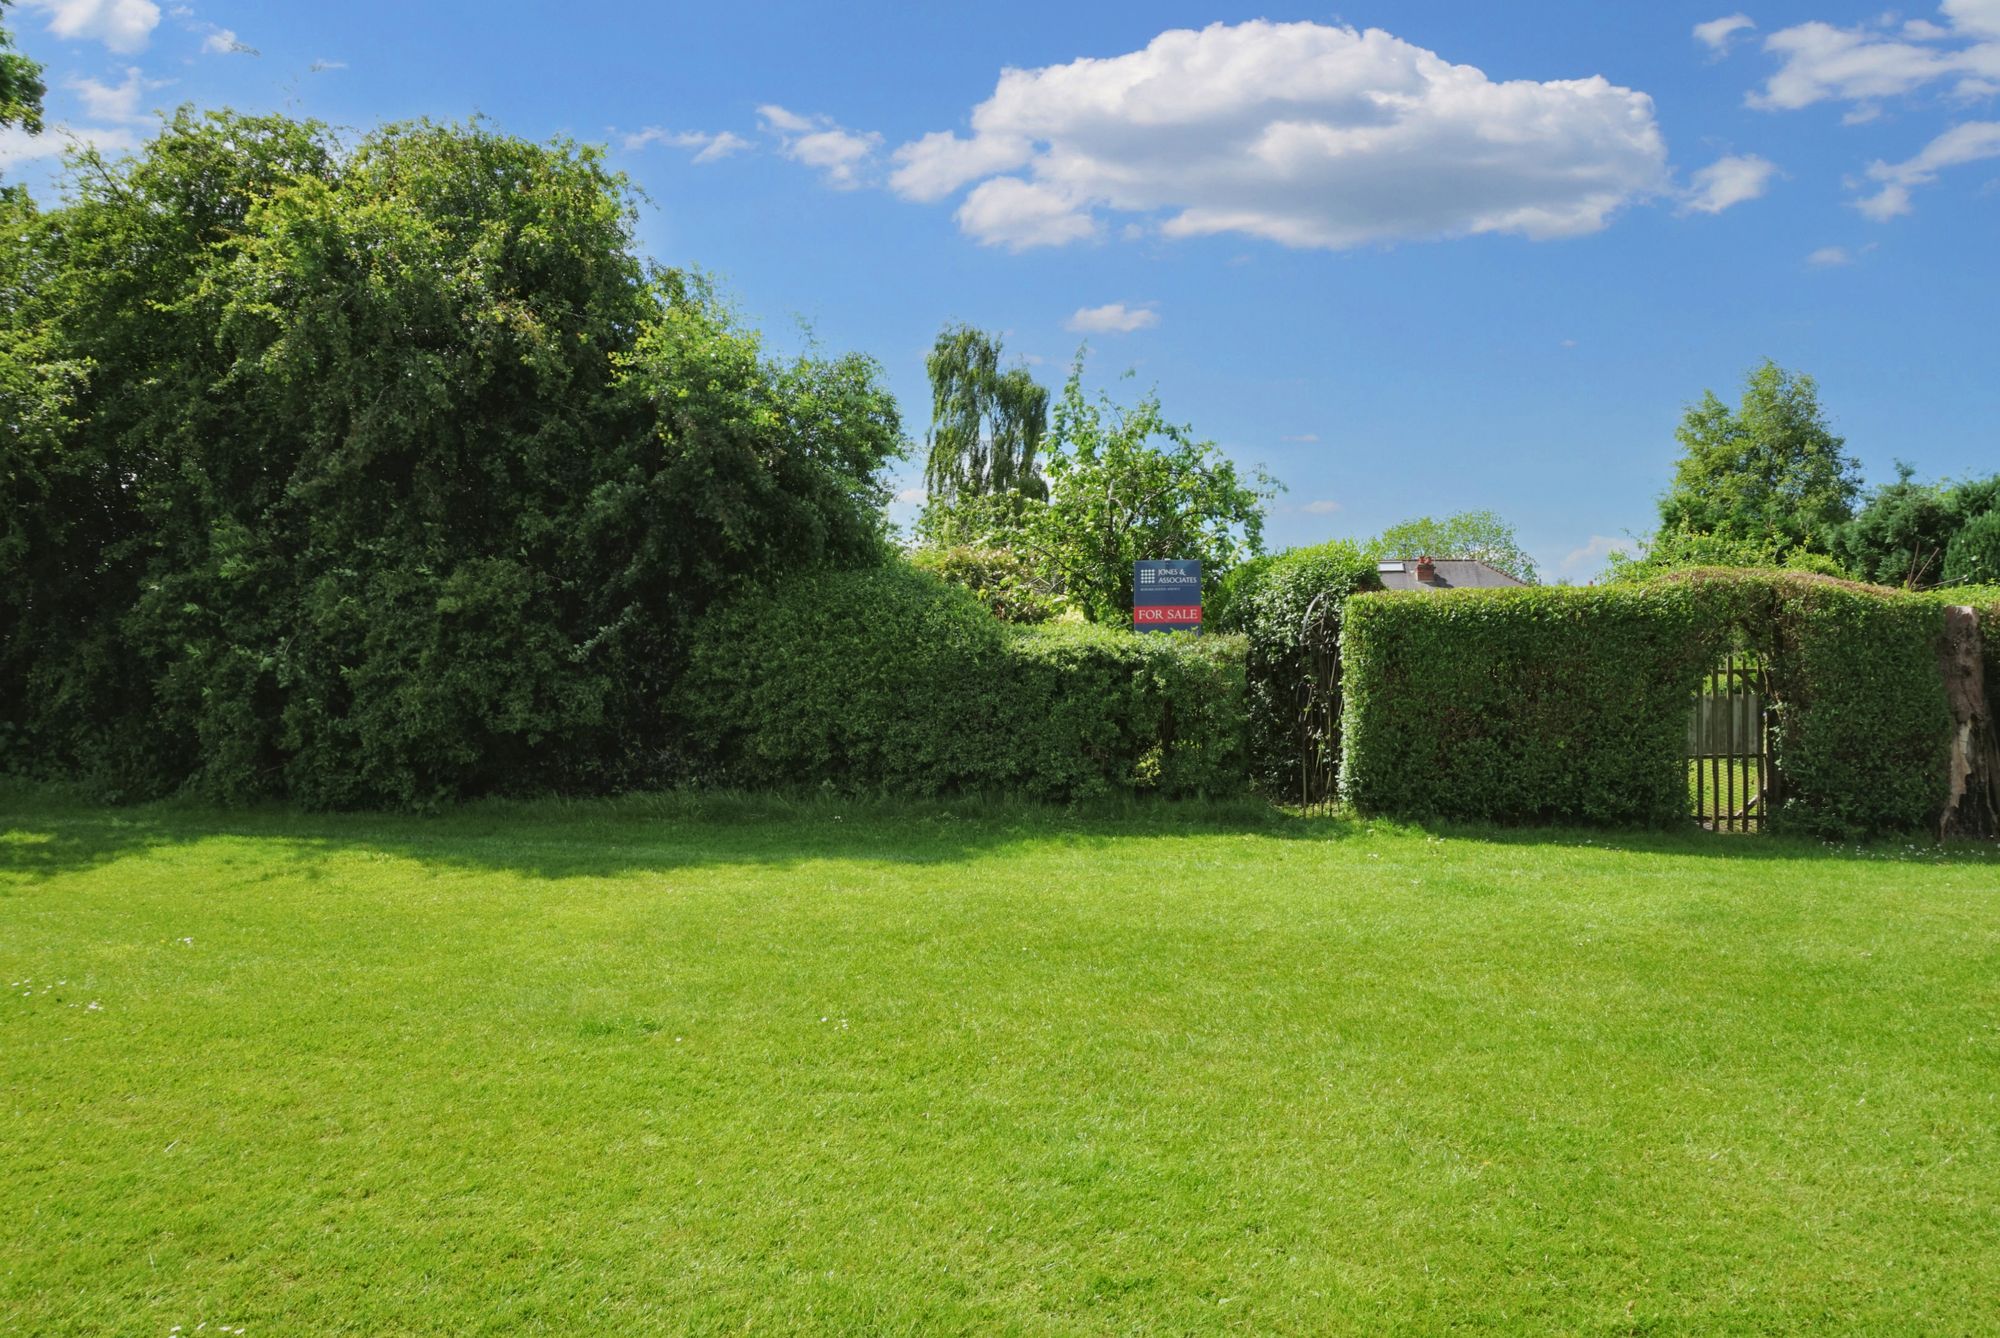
[1688,650,1778,832]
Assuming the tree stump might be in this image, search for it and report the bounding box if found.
[1938,605,2000,840]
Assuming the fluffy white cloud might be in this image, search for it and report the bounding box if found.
[888,20,1669,252]
[0,121,139,171]
[1855,119,2000,218]
[1681,153,1779,213]
[757,104,879,189]
[22,0,159,53]
[1694,14,1757,53]
[1301,499,1343,515]
[1749,3,2000,110]
[1806,244,1856,265]
[622,128,751,163]
[67,66,156,121]
[1064,302,1159,334]
[955,177,1097,249]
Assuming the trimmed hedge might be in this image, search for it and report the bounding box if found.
[1338,584,1724,825]
[1339,570,1990,836]
[681,563,1246,799]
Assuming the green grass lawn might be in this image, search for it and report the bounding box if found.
[4,788,1997,1335]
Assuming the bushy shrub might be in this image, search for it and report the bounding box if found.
[1214,540,1381,796]
[1944,509,2000,587]
[907,544,1064,623]
[682,563,1246,799]
[1338,584,1725,824]
[0,113,901,807]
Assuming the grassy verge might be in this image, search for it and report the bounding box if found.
[3,787,1997,1333]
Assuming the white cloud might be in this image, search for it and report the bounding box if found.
[1695,14,1757,53]
[0,121,139,171]
[893,487,928,505]
[1806,244,1856,264]
[22,0,159,53]
[309,59,346,73]
[1301,499,1343,515]
[956,176,1097,249]
[67,66,158,121]
[1064,302,1159,334]
[1560,535,1622,578]
[1856,119,2000,216]
[757,104,879,189]
[200,26,256,55]
[1681,153,1779,213]
[1281,433,1320,443]
[622,128,751,163]
[1749,4,2000,111]
[888,20,1669,252]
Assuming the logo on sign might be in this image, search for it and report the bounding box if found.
[1133,560,1202,633]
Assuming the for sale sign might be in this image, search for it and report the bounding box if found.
[1133,559,1202,633]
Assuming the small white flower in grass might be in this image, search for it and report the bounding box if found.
[86,1001,102,1011]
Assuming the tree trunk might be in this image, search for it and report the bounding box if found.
[1937,605,2000,840]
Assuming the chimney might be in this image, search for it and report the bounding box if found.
[1415,555,1436,584]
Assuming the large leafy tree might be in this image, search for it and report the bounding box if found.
[1658,360,1862,555]
[1367,510,1540,584]
[921,323,1047,505]
[0,1,44,141]
[1032,358,1274,622]
[0,111,901,805]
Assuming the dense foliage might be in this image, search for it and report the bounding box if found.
[1943,508,2000,587]
[1339,571,1984,836]
[682,563,1247,799]
[1367,511,1539,584]
[1339,584,1724,825]
[1835,466,2000,588]
[1658,361,1861,557]
[0,113,901,806]
[1214,540,1382,796]
[1602,525,1845,584]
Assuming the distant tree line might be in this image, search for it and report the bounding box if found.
[1611,360,2000,588]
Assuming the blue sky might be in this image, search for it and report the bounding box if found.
[6,1,1997,580]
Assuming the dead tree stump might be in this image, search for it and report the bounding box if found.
[1938,605,2000,840]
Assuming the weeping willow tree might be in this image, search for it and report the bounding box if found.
[922,325,1048,503]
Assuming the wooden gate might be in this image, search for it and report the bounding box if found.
[1688,650,1778,832]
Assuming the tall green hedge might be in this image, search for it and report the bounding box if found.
[681,564,1246,800]
[1761,580,1953,835]
[1338,571,1988,836]
[1338,584,1725,824]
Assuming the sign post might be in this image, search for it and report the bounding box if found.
[1133,559,1202,633]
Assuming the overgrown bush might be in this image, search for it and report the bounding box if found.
[1338,584,1725,824]
[682,564,1246,799]
[907,544,1064,623]
[1214,540,1381,796]
[0,112,900,807]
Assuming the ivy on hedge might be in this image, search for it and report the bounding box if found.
[681,563,1247,800]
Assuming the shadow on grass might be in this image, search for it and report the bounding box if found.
[2,782,1993,887]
